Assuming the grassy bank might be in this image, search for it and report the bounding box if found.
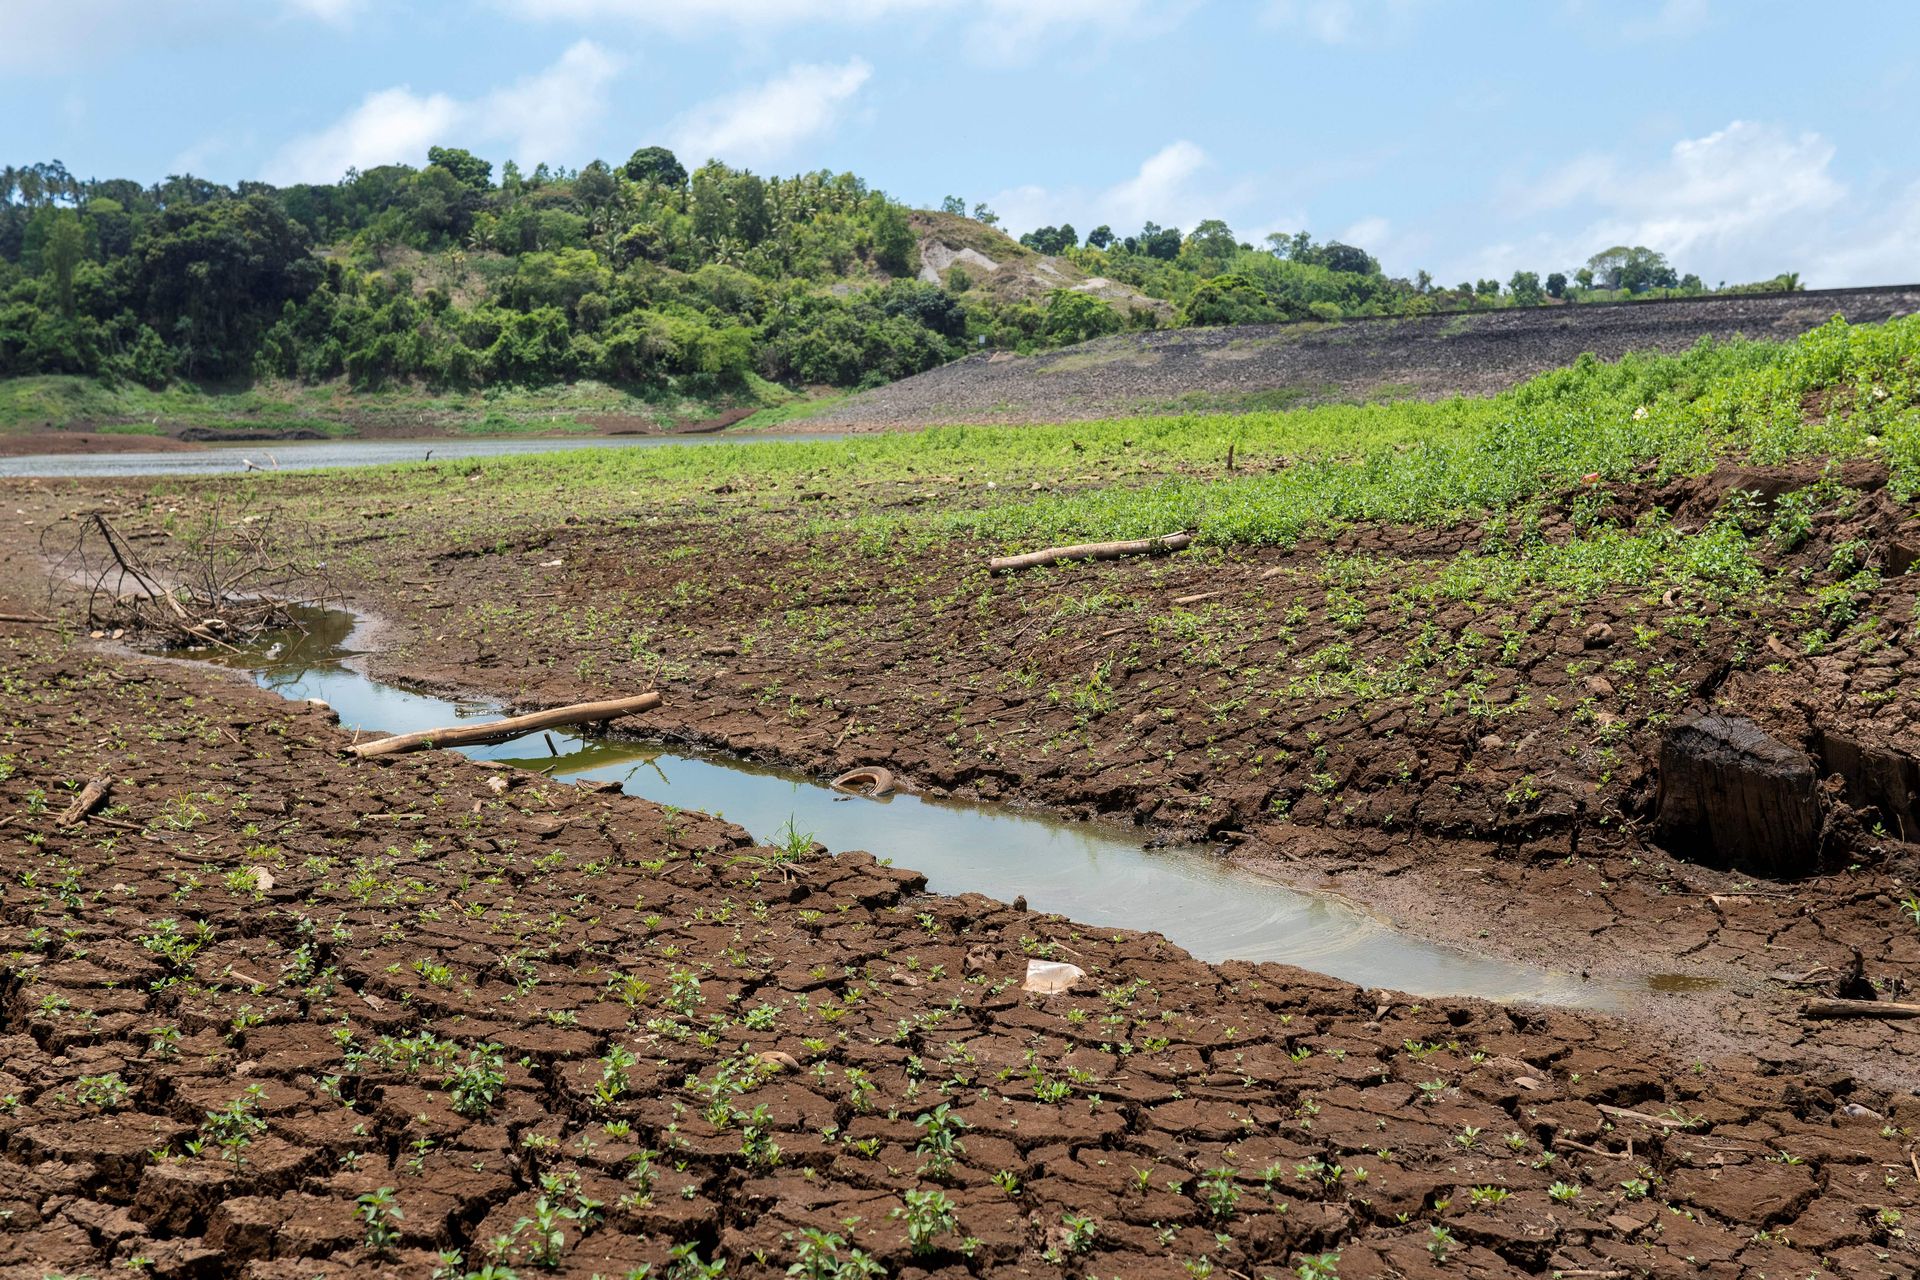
[0,370,798,437]
[229,315,1916,550]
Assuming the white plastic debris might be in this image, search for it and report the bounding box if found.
[246,866,275,893]
[1022,959,1084,995]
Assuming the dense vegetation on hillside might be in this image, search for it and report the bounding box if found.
[998,208,1802,326]
[1,153,1802,405]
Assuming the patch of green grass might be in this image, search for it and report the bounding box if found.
[197,315,1916,566]
[730,389,847,432]
[0,370,791,438]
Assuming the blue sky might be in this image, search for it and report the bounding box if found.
[5,0,1916,287]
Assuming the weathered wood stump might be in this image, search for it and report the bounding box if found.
[1818,731,1919,843]
[1655,713,1821,878]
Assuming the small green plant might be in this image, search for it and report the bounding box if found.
[201,1085,268,1165]
[787,1227,884,1279]
[446,1045,506,1118]
[356,1187,403,1254]
[75,1072,131,1110]
[893,1188,958,1256]
[1199,1166,1240,1220]
[913,1102,968,1180]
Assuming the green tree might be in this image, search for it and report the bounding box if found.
[1544,271,1567,299]
[1316,242,1377,275]
[128,325,175,387]
[1136,222,1182,261]
[1182,219,1238,268]
[1585,245,1676,293]
[624,146,687,190]
[426,147,492,192]
[1507,270,1543,306]
[41,211,87,318]
[871,202,917,275]
[1042,290,1122,345]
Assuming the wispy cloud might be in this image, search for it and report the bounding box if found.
[1261,0,1427,43]
[1455,119,1863,285]
[282,0,366,25]
[667,58,872,167]
[263,39,621,184]
[987,141,1276,240]
[498,0,941,29]
[501,0,1185,66]
[0,0,364,71]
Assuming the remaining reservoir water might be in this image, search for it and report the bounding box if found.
[0,433,844,478]
[206,607,1619,1009]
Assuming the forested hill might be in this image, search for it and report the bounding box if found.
[0,150,1804,414]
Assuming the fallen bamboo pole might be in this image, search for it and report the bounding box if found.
[990,532,1193,574]
[348,693,662,759]
[1803,997,1920,1020]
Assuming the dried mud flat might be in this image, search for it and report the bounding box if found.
[808,288,1920,429]
[196,458,1920,1083]
[1,622,1919,1279]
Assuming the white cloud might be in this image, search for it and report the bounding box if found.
[265,88,462,185]
[667,59,871,166]
[0,0,364,70]
[479,39,623,169]
[264,39,621,184]
[963,0,1173,67]
[1261,0,1425,42]
[282,0,365,24]
[1263,0,1360,42]
[1339,215,1390,246]
[1102,141,1210,229]
[502,0,1180,66]
[499,0,941,27]
[1620,0,1710,42]
[987,141,1273,241]
[1805,178,1920,287]
[1455,120,1855,286]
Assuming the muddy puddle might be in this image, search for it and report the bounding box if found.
[197,606,1636,1009]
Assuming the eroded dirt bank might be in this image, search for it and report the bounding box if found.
[810,287,1920,428]
[1,619,1918,1278]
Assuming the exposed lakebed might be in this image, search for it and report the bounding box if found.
[194,605,1628,1008]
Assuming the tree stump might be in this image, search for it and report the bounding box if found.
[1817,731,1919,843]
[1655,714,1821,878]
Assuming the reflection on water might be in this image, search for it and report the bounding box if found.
[1645,973,1724,994]
[0,432,844,478]
[198,607,1620,1008]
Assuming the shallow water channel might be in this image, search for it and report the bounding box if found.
[0,432,844,478]
[202,607,1624,1010]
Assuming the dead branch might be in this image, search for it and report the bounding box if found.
[1803,998,1920,1020]
[990,531,1194,574]
[349,693,662,758]
[40,496,338,648]
[58,778,110,827]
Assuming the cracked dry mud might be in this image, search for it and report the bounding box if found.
[1,625,1918,1279]
[179,454,1919,1085]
